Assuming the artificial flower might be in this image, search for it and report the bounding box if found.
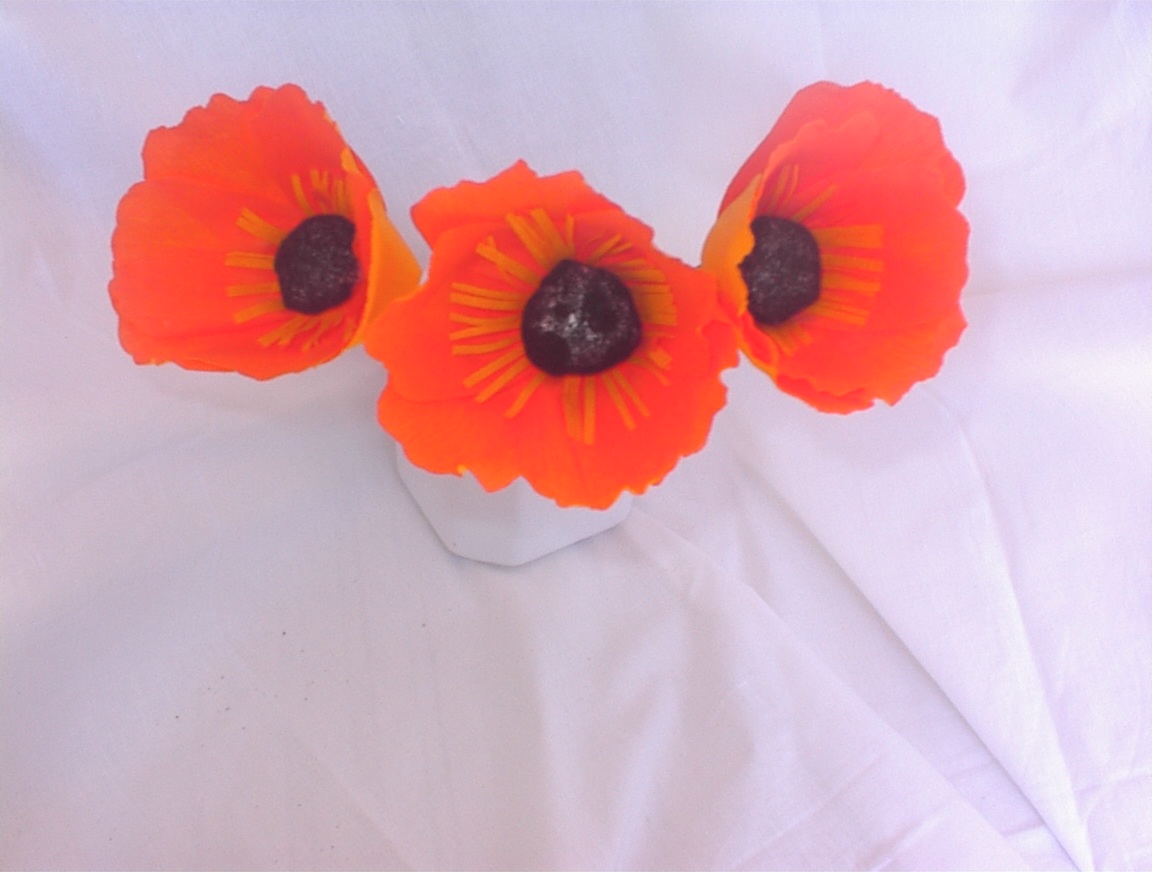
[366,160,738,509]
[701,81,969,412]
[109,84,420,379]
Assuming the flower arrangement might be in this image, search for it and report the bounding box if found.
[365,160,737,509]
[109,81,968,558]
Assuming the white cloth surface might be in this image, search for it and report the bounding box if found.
[2,2,1151,869]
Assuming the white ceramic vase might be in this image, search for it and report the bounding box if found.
[393,444,633,567]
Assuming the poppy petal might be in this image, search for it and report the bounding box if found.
[368,162,737,508]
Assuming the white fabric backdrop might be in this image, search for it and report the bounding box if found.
[2,2,1150,869]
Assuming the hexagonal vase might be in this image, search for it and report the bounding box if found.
[394,443,632,567]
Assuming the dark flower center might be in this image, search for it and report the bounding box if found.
[274,214,359,315]
[521,259,642,376]
[739,216,822,326]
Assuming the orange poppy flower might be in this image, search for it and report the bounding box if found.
[109,84,420,379]
[366,160,738,509]
[701,81,969,412]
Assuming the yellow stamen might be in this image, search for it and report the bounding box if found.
[505,371,547,419]
[821,254,883,272]
[225,251,276,270]
[233,300,282,323]
[628,279,678,327]
[450,312,518,325]
[790,185,837,224]
[476,356,530,403]
[448,314,521,340]
[764,164,799,214]
[476,238,541,285]
[609,369,650,419]
[257,314,310,347]
[812,225,883,250]
[449,293,524,312]
[237,209,287,245]
[450,282,526,303]
[452,335,520,356]
[647,347,672,369]
[603,371,635,430]
[582,377,596,444]
[563,214,576,250]
[806,297,870,326]
[506,212,553,267]
[636,297,678,327]
[769,321,812,355]
[585,233,629,264]
[634,356,671,386]
[332,178,350,217]
[291,174,313,215]
[531,208,573,258]
[310,169,329,202]
[563,377,583,441]
[821,274,882,294]
[226,281,280,297]
[506,208,573,268]
[612,259,665,284]
[463,347,523,389]
[301,311,346,351]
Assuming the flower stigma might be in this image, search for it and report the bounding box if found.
[274,214,359,314]
[739,215,822,325]
[520,259,642,376]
